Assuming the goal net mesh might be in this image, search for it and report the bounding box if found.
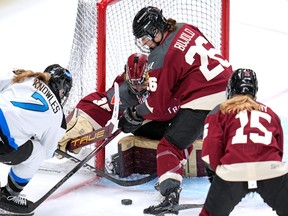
[65,0,229,169]
[65,0,228,113]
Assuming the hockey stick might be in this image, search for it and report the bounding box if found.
[66,82,120,151]
[0,83,122,214]
[0,129,122,214]
[66,122,114,151]
[27,83,121,212]
[155,203,204,216]
[55,149,157,186]
[27,128,122,213]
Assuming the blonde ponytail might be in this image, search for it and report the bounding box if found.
[220,95,261,114]
[12,69,50,84]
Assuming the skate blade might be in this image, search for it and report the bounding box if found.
[0,208,34,216]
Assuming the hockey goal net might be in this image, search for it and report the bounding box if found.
[65,0,230,171]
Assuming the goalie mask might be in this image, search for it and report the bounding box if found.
[226,68,258,99]
[133,6,168,52]
[44,64,72,106]
[125,53,150,96]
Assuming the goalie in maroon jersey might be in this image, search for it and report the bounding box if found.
[57,53,169,157]
[117,6,233,215]
[199,68,288,216]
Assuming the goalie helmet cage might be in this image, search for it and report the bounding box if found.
[66,0,230,171]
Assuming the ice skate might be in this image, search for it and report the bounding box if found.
[143,187,181,215]
[0,187,34,215]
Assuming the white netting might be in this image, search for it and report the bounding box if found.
[65,0,97,114]
[105,0,223,87]
[65,0,226,115]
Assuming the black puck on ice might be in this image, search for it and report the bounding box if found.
[121,199,132,205]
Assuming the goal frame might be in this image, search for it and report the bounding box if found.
[95,0,230,170]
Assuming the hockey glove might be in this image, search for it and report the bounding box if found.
[118,107,144,133]
[57,112,93,159]
[205,163,215,183]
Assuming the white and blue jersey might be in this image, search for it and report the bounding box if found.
[0,73,66,159]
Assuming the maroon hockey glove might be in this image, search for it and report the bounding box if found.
[118,107,143,133]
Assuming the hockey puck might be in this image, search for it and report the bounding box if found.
[121,199,132,205]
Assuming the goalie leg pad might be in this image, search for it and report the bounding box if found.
[112,136,206,178]
[134,136,158,175]
[184,139,206,177]
[112,135,135,177]
[114,135,158,177]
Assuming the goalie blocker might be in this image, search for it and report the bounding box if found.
[109,135,206,178]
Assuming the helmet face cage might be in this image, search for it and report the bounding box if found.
[226,68,258,99]
[134,38,152,53]
[45,65,72,105]
[133,6,167,52]
[125,53,150,95]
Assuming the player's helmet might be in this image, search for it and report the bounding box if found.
[226,68,258,99]
[125,53,150,96]
[133,6,168,52]
[44,64,73,105]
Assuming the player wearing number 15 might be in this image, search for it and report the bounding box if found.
[0,65,72,214]
[118,6,233,215]
[200,69,288,216]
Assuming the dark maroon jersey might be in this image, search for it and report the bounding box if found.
[76,72,148,126]
[136,23,233,121]
[202,103,284,172]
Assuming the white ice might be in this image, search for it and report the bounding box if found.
[0,0,288,215]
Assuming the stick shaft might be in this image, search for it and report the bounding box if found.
[30,128,122,212]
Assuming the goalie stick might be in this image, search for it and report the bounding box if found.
[66,121,114,151]
[66,82,120,151]
[55,149,157,186]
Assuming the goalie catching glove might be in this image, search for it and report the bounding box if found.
[57,109,93,159]
[118,106,144,133]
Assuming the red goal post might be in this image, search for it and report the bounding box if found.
[66,0,230,171]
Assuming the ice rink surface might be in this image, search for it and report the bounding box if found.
[0,0,288,215]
